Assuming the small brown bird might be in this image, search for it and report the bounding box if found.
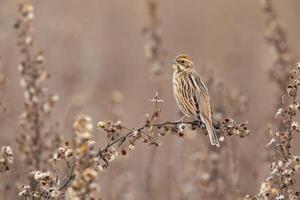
[172,54,220,147]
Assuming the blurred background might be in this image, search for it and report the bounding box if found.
[0,0,300,199]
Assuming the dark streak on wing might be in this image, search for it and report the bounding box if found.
[187,73,197,88]
[190,71,212,122]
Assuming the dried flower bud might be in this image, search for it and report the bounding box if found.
[128,144,135,150]
[287,85,297,97]
[97,121,106,129]
[294,164,300,172]
[0,146,14,172]
[18,185,31,197]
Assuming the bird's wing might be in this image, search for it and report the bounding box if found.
[190,71,219,147]
[191,72,213,123]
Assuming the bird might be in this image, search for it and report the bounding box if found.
[172,54,220,147]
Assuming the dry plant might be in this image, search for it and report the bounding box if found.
[95,92,248,200]
[105,91,133,200]
[0,56,11,200]
[209,76,247,199]
[261,0,294,93]
[0,58,10,174]
[4,1,298,200]
[142,3,249,197]
[16,93,249,199]
[96,92,249,170]
[243,63,300,200]
[14,0,60,172]
[0,146,14,200]
[0,146,13,173]
[143,0,166,80]
[143,0,167,198]
[18,170,61,199]
[240,2,300,199]
[65,115,101,200]
[13,1,64,199]
[17,115,96,199]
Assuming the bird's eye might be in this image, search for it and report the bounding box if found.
[179,60,185,64]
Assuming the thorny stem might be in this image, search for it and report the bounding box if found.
[251,64,300,200]
[262,0,294,90]
[96,93,249,171]
[22,33,43,170]
[277,88,297,198]
[33,114,42,170]
[286,87,297,157]
[96,120,205,167]
[98,121,203,151]
[58,165,75,191]
[15,3,61,195]
[97,116,238,170]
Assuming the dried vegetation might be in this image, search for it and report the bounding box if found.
[0,0,299,200]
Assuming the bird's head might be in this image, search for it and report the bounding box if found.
[172,54,194,73]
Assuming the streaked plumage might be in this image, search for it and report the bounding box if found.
[172,54,220,147]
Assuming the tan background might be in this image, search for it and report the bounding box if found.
[0,0,300,199]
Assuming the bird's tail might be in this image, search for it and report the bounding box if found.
[204,119,220,147]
